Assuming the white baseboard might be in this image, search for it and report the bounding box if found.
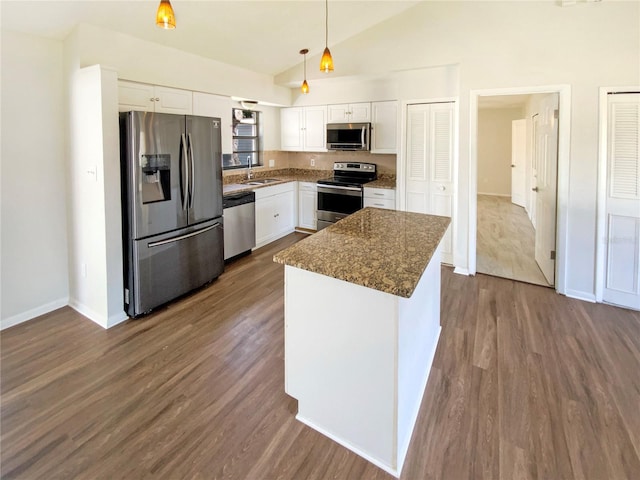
[1,297,69,331]
[477,192,511,197]
[295,414,401,478]
[565,289,596,303]
[453,267,470,276]
[68,298,107,328]
[107,311,129,328]
[68,298,129,329]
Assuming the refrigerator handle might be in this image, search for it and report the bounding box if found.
[181,133,189,211]
[147,222,221,248]
[188,133,195,209]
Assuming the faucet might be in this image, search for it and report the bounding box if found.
[246,156,254,180]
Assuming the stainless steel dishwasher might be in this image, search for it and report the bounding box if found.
[223,191,256,260]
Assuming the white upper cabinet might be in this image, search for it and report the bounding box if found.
[153,86,192,114]
[327,103,371,123]
[371,101,398,154]
[118,81,155,112]
[281,106,327,152]
[118,80,192,114]
[192,92,233,154]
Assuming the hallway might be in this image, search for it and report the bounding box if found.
[476,194,552,287]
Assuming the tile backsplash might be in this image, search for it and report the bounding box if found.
[223,150,396,177]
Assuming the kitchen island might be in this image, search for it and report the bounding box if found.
[273,207,450,477]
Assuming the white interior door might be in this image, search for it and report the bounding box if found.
[405,103,454,264]
[533,94,559,285]
[529,114,539,227]
[511,119,527,207]
[603,93,640,310]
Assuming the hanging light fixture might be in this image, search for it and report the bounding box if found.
[320,0,334,72]
[156,0,176,29]
[300,49,310,94]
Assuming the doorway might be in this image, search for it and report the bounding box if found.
[469,85,570,294]
[476,94,557,286]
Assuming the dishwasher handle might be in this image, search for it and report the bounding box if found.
[223,191,256,209]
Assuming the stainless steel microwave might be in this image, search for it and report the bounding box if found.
[326,122,371,151]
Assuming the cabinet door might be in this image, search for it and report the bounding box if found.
[298,184,317,229]
[154,86,193,114]
[118,80,155,112]
[255,195,277,246]
[303,106,327,152]
[327,104,350,123]
[349,102,371,122]
[193,92,233,154]
[281,107,304,151]
[274,190,295,235]
[371,101,398,154]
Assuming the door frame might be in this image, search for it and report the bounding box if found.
[595,86,640,303]
[469,85,571,295]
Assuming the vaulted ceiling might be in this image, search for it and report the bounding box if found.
[1,1,421,77]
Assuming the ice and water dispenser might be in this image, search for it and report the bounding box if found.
[141,154,171,204]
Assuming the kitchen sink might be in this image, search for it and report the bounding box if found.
[243,178,281,185]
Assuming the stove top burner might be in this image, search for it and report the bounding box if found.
[317,176,371,188]
[317,162,377,188]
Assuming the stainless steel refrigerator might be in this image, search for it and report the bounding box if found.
[120,111,224,317]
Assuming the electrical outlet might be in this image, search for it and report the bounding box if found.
[269,159,275,167]
[310,158,316,167]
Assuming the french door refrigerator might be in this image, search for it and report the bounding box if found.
[120,111,224,317]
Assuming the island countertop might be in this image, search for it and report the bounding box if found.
[273,207,450,298]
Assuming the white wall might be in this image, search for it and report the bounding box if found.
[76,24,291,107]
[278,0,640,299]
[66,63,126,328]
[287,65,459,107]
[478,107,524,196]
[1,30,69,329]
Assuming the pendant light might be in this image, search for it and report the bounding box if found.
[320,0,334,72]
[300,49,310,94]
[156,0,176,29]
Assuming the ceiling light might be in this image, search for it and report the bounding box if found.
[300,49,310,94]
[320,0,334,72]
[156,0,176,29]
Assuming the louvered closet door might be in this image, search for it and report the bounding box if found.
[406,102,454,264]
[604,93,640,310]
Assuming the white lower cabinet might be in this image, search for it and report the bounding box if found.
[297,182,317,230]
[364,187,396,210]
[255,182,295,248]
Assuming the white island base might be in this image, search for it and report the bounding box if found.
[284,244,442,477]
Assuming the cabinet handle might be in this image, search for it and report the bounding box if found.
[155,97,160,101]
[150,98,155,102]
[374,192,385,196]
[439,186,446,191]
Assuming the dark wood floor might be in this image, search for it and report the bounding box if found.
[2,233,639,479]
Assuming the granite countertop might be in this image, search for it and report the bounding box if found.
[223,168,333,196]
[223,169,396,196]
[364,176,396,189]
[273,207,450,298]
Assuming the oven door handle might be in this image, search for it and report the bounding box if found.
[317,185,362,193]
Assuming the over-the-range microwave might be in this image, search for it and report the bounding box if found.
[326,122,371,151]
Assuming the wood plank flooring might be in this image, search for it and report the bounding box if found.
[476,194,552,287]
[2,233,639,479]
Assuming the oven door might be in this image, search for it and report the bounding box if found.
[317,184,363,227]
